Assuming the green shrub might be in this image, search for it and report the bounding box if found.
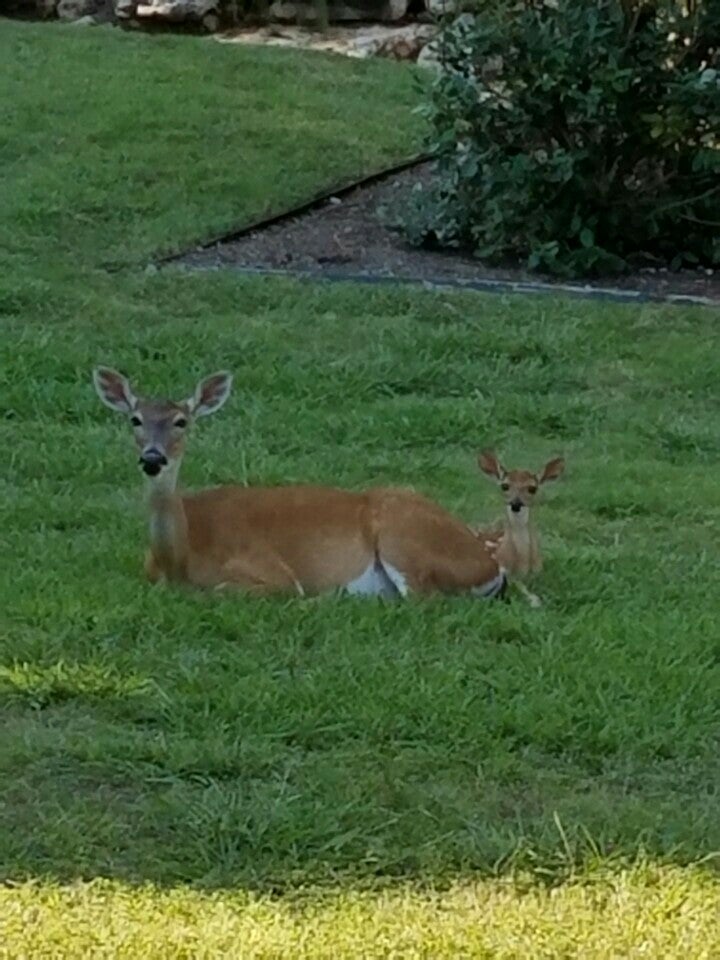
[406,0,720,276]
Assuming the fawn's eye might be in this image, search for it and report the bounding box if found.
[500,482,510,491]
[130,415,142,427]
[174,417,187,429]
[528,485,538,495]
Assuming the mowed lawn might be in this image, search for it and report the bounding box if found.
[2,19,720,960]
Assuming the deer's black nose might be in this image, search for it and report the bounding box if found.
[139,449,167,476]
[510,499,523,513]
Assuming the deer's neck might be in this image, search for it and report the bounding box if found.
[499,509,541,577]
[145,461,188,580]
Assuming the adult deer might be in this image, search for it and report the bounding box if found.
[476,449,565,608]
[93,367,506,600]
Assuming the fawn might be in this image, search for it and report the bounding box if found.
[475,449,565,608]
[93,366,507,599]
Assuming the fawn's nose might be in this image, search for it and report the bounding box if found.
[510,499,523,513]
[139,448,168,476]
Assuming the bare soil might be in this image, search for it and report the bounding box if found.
[178,162,720,304]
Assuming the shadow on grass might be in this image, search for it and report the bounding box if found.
[1,643,718,892]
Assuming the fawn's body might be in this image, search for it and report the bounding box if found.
[475,450,565,607]
[93,367,506,600]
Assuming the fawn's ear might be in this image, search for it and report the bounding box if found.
[187,371,233,418]
[540,457,565,484]
[478,449,505,480]
[93,366,137,415]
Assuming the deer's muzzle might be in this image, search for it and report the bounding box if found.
[139,448,168,476]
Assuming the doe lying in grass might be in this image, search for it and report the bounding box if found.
[475,449,565,609]
[93,367,506,600]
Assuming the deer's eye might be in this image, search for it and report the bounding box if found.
[528,485,538,495]
[500,482,510,491]
[174,417,188,429]
[130,415,142,427]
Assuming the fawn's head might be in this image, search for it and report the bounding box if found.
[93,367,232,481]
[478,449,565,520]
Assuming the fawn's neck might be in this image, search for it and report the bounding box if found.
[145,461,188,578]
[500,508,541,577]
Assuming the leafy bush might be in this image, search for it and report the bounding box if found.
[406,0,720,276]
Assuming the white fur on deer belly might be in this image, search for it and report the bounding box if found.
[472,569,508,599]
[346,559,402,598]
[345,561,397,597]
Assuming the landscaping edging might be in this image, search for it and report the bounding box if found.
[166,157,720,308]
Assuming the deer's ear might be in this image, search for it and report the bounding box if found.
[540,457,565,484]
[478,449,504,480]
[187,371,233,418]
[93,366,136,415]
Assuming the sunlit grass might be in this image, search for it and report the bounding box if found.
[4,863,719,959]
[0,661,153,710]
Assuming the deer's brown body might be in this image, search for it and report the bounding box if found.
[93,367,506,600]
[144,483,503,596]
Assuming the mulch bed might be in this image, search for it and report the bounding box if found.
[177,162,720,305]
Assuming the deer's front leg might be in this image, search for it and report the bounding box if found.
[144,550,166,585]
[213,553,304,596]
[516,580,542,609]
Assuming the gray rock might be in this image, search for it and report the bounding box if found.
[56,0,102,19]
[114,0,136,17]
[425,0,459,15]
[135,0,217,21]
[36,0,59,18]
[218,23,438,61]
[269,0,407,23]
[351,23,436,59]
[416,38,442,70]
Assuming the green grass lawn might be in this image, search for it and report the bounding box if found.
[2,18,720,959]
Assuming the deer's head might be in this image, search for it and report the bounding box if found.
[478,449,565,523]
[93,367,232,484]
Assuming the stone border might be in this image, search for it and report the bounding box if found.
[19,0,448,35]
